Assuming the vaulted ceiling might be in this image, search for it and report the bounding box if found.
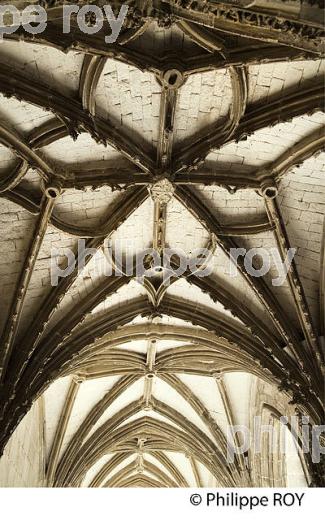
[0,1,324,488]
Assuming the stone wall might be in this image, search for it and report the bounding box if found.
[0,399,45,487]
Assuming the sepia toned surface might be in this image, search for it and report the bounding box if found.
[0,1,324,488]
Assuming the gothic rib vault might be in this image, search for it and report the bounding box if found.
[0,1,324,487]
